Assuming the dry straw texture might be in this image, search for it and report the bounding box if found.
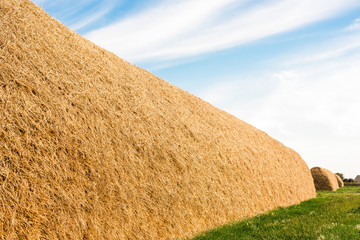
[334,174,344,188]
[0,0,316,239]
[311,167,339,191]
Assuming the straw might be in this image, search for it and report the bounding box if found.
[311,167,339,191]
[334,174,344,188]
[0,0,316,239]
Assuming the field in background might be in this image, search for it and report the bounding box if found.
[193,187,360,240]
[344,182,360,187]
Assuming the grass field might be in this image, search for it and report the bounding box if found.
[193,187,360,240]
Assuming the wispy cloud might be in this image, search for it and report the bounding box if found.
[346,17,360,31]
[86,0,242,62]
[32,0,119,32]
[85,0,360,64]
[69,3,114,31]
[282,32,360,66]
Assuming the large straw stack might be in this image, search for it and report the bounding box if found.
[334,174,344,187]
[0,0,316,239]
[311,167,339,191]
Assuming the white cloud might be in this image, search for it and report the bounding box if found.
[32,0,117,32]
[346,18,360,31]
[261,63,360,178]
[69,3,113,31]
[86,0,242,61]
[199,34,360,178]
[284,33,360,65]
[85,0,360,63]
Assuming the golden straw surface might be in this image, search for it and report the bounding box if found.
[0,0,316,239]
[311,167,339,192]
[334,174,344,188]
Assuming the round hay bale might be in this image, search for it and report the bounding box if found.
[334,174,344,187]
[311,167,339,191]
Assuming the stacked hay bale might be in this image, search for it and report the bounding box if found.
[356,175,360,183]
[311,167,339,191]
[0,0,316,239]
[334,174,344,187]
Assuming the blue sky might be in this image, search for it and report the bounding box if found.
[33,0,360,178]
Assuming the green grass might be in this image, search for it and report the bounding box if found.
[193,187,360,240]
